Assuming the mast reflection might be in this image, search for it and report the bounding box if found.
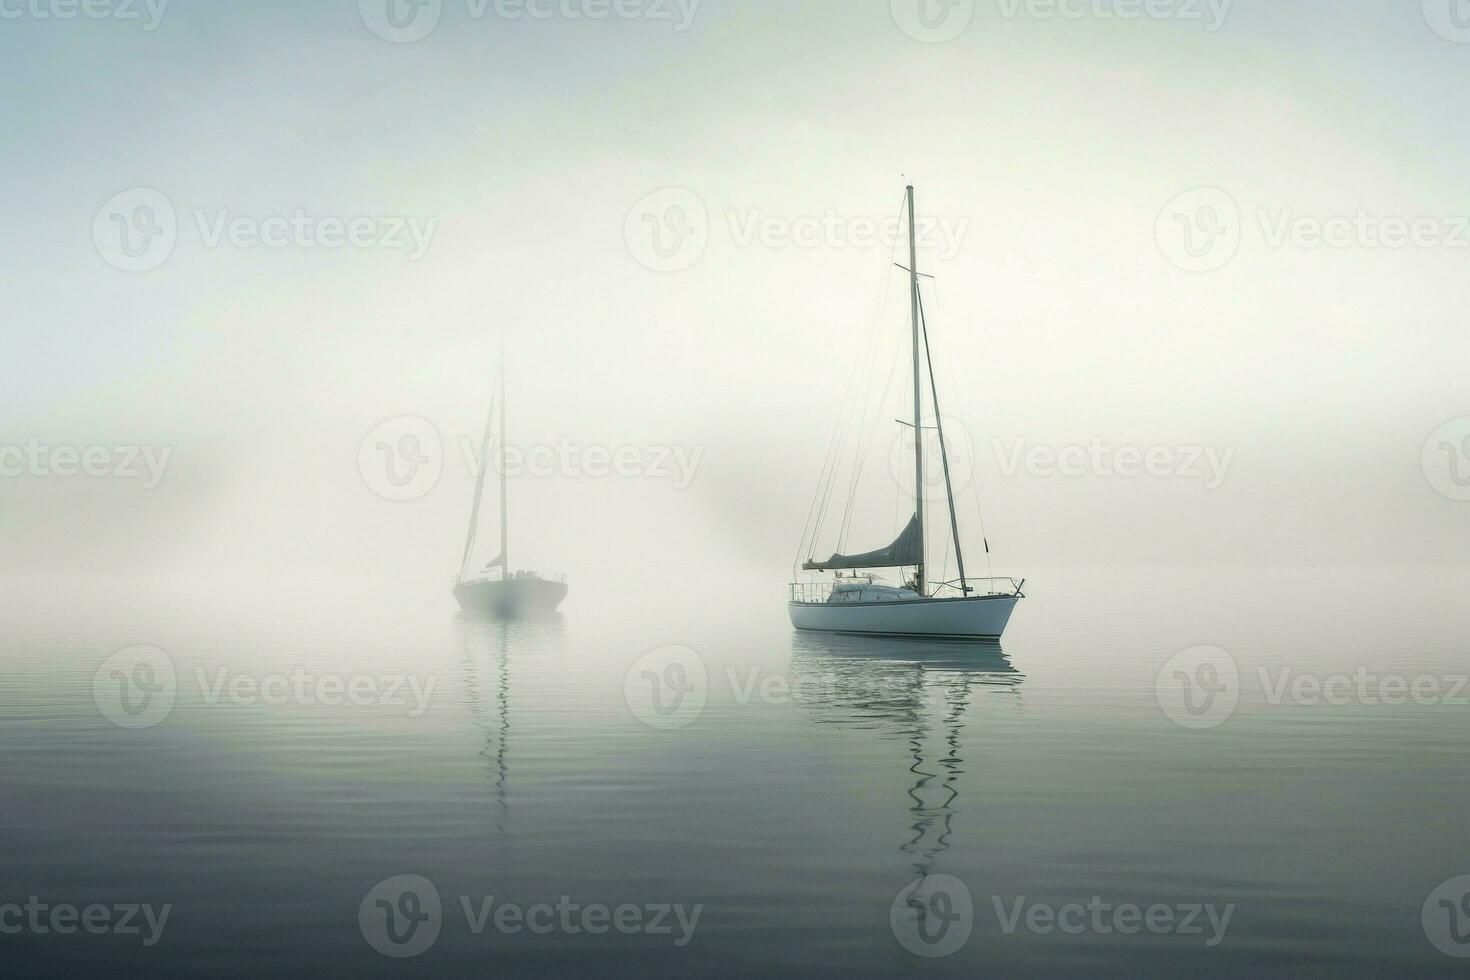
[789,632,1023,879]
[454,613,564,840]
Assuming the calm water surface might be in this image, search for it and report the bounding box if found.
[2,566,1467,977]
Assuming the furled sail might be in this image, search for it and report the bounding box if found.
[803,514,922,571]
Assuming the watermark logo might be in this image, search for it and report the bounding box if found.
[891,0,975,43]
[360,875,442,958]
[1423,0,1470,43]
[1424,875,1470,958]
[624,645,707,730]
[359,0,443,42]
[359,417,444,502]
[93,188,177,273]
[1422,417,1470,502]
[1155,645,1239,730]
[889,415,976,504]
[1157,187,1240,273]
[625,188,709,273]
[890,875,973,958]
[0,0,169,30]
[93,646,177,730]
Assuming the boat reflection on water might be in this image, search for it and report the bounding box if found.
[453,613,564,841]
[789,632,1024,881]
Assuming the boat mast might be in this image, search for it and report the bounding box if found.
[459,380,497,583]
[907,185,926,596]
[498,354,509,578]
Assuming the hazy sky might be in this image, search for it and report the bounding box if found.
[3,0,1467,596]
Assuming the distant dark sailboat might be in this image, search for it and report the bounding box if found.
[453,359,568,617]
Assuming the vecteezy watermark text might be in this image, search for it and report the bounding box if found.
[0,0,168,29]
[193,667,437,718]
[92,646,439,730]
[725,208,970,262]
[1257,667,1470,708]
[994,0,1230,29]
[193,209,437,260]
[623,187,972,273]
[357,416,704,502]
[1157,187,1470,273]
[93,188,439,273]
[461,438,703,490]
[0,898,171,947]
[359,875,701,958]
[887,874,1234,957]
[358,0,701,43]
[622,652,968,731]
[993,895,1235,946]
[890,0,1230,43]
[1257,209,1470,251]
[993,438,1235,489]
[0,440,171,488]
[1156,645,1470,730]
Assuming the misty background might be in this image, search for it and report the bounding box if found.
[3,0,1467,611]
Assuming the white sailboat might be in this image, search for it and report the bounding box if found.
[453,359,568,617]
[788,185,1025,640]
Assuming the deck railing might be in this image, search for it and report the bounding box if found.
[789,577,1024,604]
[455,571,568,587]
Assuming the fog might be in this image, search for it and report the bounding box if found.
[4,0,1467,611]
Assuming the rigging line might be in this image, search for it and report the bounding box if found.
[834,193,908,553]
[838,320,904,552]
[798,325,866,566]
[917,286,969,593]
[814,256,894,562]
[820,388,860,554]
[939,479,953,589]
[460,377,499,581]
[840,318,908,553]
[931,275,996,580]
[798,243,895,572]
[797,390,853,570]
[807,192,906,563]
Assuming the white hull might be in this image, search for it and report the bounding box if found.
[454,578,567,618]
[788,594,1019,639]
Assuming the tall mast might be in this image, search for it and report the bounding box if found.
[459,382,496,583]
[498,353,509,577]
[907,185,926,596]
